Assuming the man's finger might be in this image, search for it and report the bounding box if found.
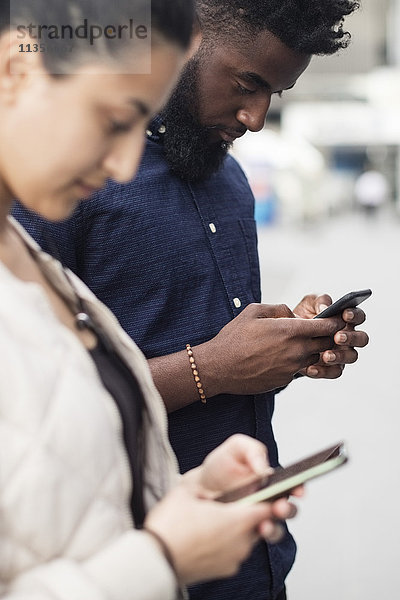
[306,364,345,379]
[322,348,358,365]
[314,294,333,314]
[304,353,325,368]
[334,330,369,348]
[290,315,345,338]
[342,307,366,325]
[256,303,295,319]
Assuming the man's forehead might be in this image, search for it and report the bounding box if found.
[212,30,311,91]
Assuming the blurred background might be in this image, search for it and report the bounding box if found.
[233,1,400,598]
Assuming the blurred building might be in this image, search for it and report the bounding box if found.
[234,0,400,224]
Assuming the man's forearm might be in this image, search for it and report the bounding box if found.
[148,342,220,413]
[148,302,352,413]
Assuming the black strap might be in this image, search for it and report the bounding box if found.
[35,229,147,527]
[89,329,147,528]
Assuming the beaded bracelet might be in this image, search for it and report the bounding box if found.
[186,344,207,404]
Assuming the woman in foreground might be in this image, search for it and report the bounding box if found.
[0,1,300,598]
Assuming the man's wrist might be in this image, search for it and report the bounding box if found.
[190,340,224,399]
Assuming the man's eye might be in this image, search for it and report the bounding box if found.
[236,82,256,95]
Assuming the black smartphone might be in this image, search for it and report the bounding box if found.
[216,442,348,505]
[313,289,372,319]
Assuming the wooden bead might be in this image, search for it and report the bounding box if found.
[186,344,206,405]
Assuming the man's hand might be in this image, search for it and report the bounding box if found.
[201,303,344,396]
[294,294,369,379]
[150,301,345,412]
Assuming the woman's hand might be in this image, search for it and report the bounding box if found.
[144,482,298,585]
[186,434,272,494]
[146,435,302,585]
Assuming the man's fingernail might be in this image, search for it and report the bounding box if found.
[345,310,354,320]
[318,304,329,312]
[337,333,347,343]
[307,367,319,377]
[326,352,336,362]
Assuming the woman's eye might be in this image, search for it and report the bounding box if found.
[236,82,256,95]
[109,120,132,134]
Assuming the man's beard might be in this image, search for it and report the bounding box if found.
[160,58,230,183]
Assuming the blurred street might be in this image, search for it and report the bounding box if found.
[257,208,400,599]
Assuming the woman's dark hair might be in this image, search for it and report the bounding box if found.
[197,0,360,55]
[152,0,194,50]
[0,0,194,72]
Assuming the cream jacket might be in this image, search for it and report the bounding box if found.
[0,219,181,600]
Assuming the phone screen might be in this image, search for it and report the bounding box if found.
[216,443,348,505]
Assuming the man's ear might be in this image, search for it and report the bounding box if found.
[0,30,45,104]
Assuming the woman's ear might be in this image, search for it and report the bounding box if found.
[187,15,202,60]
[0,30,45,104]
[188,32,202,59]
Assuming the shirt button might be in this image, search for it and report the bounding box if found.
[146,129,153,137]
[233,297,242,308]
[158,125,166,134]
[209,223,217,234]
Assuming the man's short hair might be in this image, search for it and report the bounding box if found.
[197,0,360,55]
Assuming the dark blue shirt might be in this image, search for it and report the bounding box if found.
[13,131,296,600]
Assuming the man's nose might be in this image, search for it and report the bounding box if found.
[236,96,271,133]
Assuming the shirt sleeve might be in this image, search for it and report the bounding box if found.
[11,200,88,275]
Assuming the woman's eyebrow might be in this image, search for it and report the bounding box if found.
[128,98,151,117]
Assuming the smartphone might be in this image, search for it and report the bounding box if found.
[216,442,348,505]
[313,289,372,319]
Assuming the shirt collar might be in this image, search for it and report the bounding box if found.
[146,116,166,144]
